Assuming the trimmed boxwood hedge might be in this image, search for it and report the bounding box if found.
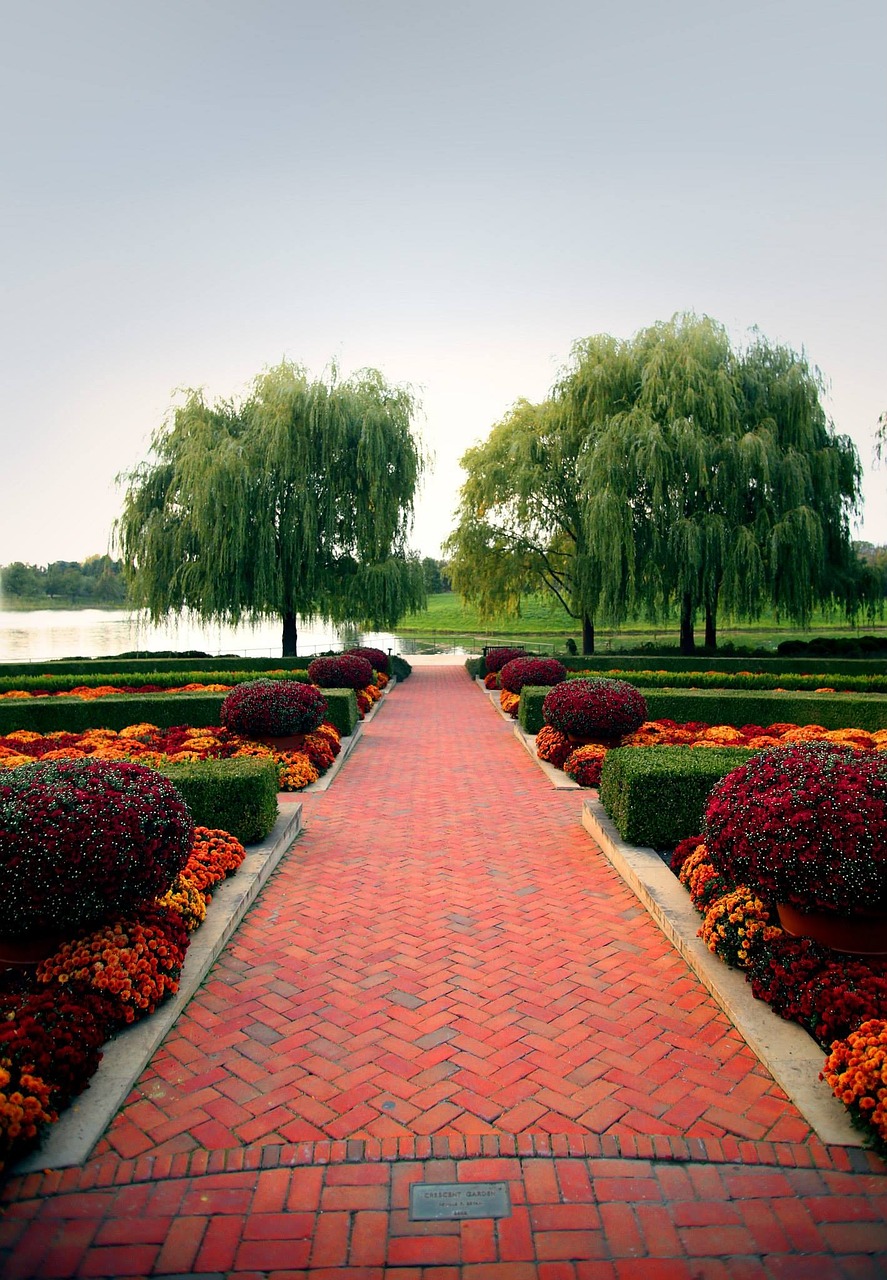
[518,687,552,735]
[0,656,315,678]
[642,689,887,732]
[598,747,754,849]
[0,669,312,696]
[469,653,887,678]
[158,757,280,845]
[0,688,360,737]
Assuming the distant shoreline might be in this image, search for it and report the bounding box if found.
[0,599,131,613]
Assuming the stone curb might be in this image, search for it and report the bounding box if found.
[14,805,305,1173]
[580,797,860,1149]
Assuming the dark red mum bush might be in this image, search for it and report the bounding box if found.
[345,647,389,675]
[0,760,194,937]
[0,985,110,1108]
[704,742,887,914]
[500,657,567,694]
[542,678,647,740]
[220,679,327,736]
[308,655,375,690]
[484,647,527,674]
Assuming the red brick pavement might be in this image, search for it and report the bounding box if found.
[2,664,885,1275]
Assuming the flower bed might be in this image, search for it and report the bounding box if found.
[538,717,887,789]
[567,668,887,694]
[676,837,887,1156]
[0,825,246,1172]
[0,721,342,792]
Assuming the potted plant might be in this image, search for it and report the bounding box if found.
[704,741,887,954]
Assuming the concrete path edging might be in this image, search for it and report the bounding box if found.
[581,796,860,1149]
[13,804,304,1173]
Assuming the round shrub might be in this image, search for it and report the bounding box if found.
[0,760,194,937]
[542,677,647,740]
[500,657,567,694]
[536,725,574,769]
[308,655,375,691]
[346,646,389,675]
[704,741,887,915]
[220,678,327,736]
[484,647,527,674]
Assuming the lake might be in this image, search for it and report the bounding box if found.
[0,609,479,664]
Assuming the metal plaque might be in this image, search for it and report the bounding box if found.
[410,1181,511,1221]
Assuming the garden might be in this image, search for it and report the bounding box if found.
[476,645,887,1158]
[0,648,400,1172]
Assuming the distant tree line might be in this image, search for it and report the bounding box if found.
[421,558,451,594]
[1,556,129,604]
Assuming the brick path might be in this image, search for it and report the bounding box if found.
[2,664,886,1276]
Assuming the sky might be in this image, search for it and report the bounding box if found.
[2,0,885,569]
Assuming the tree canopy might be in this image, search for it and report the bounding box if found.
[116,361,426,655]
[446,315,865,652]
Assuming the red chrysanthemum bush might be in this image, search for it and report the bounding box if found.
[704,741,887,915]
[563,744,608,788]
[542,678,648,741]
[36,905,190,1026]
[822,1021,887,1157]
[798,959,887,1046]
[535,726,574,769]
[671,834,705,877]
[0,985,110,1110]
[307,655,375,691]
[0,760,193,937]
[483,672,500,690]
[345,646,389,675]
[500,657,567,694]
[220,679,327,736]
[483,647,527,674]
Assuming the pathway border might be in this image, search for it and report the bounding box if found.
[581,796,860,1149]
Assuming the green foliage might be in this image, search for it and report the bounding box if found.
[0,691,230,735]
[446,315,868,654]
[158,757,279,844]
[599,747,754,848]
[116,361,426,656]
[320,689,359,737]
[576,315,864,649]
[642,689,887,731]
[518,687,551,735]
[0,669,310,695]
[388,654,413,681]
[1,557,128,605]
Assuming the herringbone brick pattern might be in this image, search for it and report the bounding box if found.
[94,666,805,1157]
[3,664,886,1275]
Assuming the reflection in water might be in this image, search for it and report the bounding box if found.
[0,610,476,664]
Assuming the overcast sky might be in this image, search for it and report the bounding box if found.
[2,0,885,569]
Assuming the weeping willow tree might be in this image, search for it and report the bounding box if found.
[444,344,634,654]
[577,314,863,651]
[115,361,426,656]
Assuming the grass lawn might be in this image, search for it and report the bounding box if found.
[398,593,887,651]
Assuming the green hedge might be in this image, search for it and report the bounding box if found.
[518,687,551,735]
[0,688,360,737]
[0,656,315,678]
[643,689,887,731]
[469,653,887,678]
[159,757,279,844]
[0,669,311,695]
[599,747,754,849]
[566,670,887,693]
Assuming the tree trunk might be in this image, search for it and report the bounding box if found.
[679,593,695,654]
[282,610,298,658]
[582,612,595,656]
[704,600,717,649]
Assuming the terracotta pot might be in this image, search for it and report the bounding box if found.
[0,932,66,970]
[776,902,887,956]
